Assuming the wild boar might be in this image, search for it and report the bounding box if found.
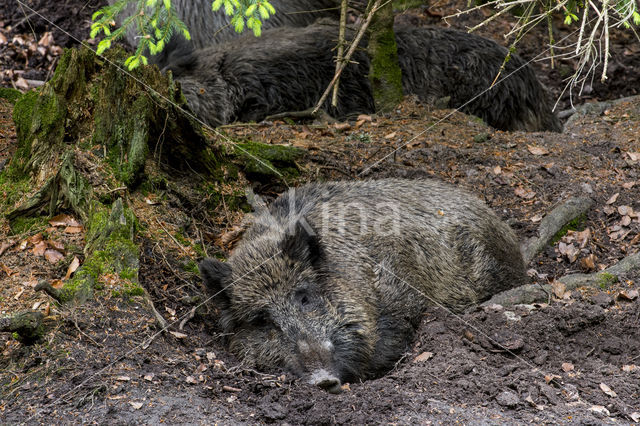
[200,179,527,393]
[170,19,562,132]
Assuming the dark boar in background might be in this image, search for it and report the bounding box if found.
[200,179,527,393]
[109,0,340,68]
[169,20,562,132]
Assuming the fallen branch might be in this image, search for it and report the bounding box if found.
[264,108,337,124]
[521,197,594,264]
[483,251,640,307]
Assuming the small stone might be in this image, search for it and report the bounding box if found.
[496,390,520,408]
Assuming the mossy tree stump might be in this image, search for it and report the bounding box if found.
[4,46,223,307]
[1,46,304,343]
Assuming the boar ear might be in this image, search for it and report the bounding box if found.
[282,220,322,264]
[199,258,232,304]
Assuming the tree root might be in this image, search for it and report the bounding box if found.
[521,196,594,264]
[0,311,45,344]
[483,251,640,307]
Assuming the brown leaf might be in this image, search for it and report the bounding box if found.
[527,145,549,156]
[51,279,64,289]
[618,205,633,216]
[622,365,638,372]
[129,401,143,410]
[544,374,561,384]
[551,280,566,298]
[580,254,596,271]
[0,240,15,257]
[574,228,591,248]
[354,119,366,129]
[333,122,350,131]
[64,256,81,280]
[600,383,617,397]
[384,132,397,139]
[116,376,131,381]
[1,263,13,277]
[49,214,80,227]
[514,187,535,199]
[15,77,29,91]
[621,215,632,226]
[185,376,197,384]
[64,226,83,234]
[38,31,54,47]
[617,289,639,301]
[627,152,640,161]
[28,233,43,245]
[606,193,619,205]
[561,362,574,372]
[48,240,65,252]
[144,373,155,381]
[44,249,64,264]
[622,181,636,189]
[357,114,372,122]
[557,242,579,263]
[413,351,434,363]
[32,241,48,256]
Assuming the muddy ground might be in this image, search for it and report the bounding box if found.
[1,0,640,424]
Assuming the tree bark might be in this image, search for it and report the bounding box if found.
[366,0,404,112]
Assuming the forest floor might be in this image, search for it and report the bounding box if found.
[1,0,640,424]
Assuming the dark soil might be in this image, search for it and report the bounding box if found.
[1,1,640,424]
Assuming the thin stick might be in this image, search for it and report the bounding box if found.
[312,0,384,115]
[331,0,349,107]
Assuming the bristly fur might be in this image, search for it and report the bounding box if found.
[200,179,528,388]
[169,19,561,132]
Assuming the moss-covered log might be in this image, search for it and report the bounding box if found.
[0,311,45,344]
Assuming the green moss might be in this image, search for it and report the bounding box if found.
[234,141,303,177]
[393,0,427,10]
[597,272,618,289]
[183,260,200,275]
[8,215,47,235]
[346,132,372,143]
[473,132,490,143]
[0,173,31,214]
[0,87,22,104]
[552,214,587,244]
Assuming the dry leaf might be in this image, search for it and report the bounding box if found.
[514,187,535,199]
[185,376,197,384]
[19,239,29,251]
[64,226,83,234]
[630,412,640,423]
[600,383,617,397]
[0,240,15,257]
[618,205,633,216]
[14,288,25,300]
[116,376,131,381]
[49,214,80,227]
[48,240,65,252]
[65,256,81,280]
[544,374,561,384]
[51,279,64,289]
[561,362,574,372]
[618,289,639,301]
[129,401,143,410]
[530,214,543,223]
[621,215,632,226]
[606,193,619,205]
[527,145,549,156]
[557,242,579,263]
[15,77,29,90]
[413,351,434,363]
[493,166,502,175]
[144,197,159,205]
[574,228,591,248]
[44,249,64,264]
[622,365,638,372]
[580,254,596,271]
[32,301,44,310]
[1,263,13,276]
[28,233,43,245]
[627,152,640,161]
[32,241,47,256]
[144,374,155,381]
[622,181,636,189]
[38,31,54,46]
[551,281,566,298]
[357,114,372,122]
[384,132,397,139]
[355,119,366,129]
[170,331,188,339]
[334,122,350,131]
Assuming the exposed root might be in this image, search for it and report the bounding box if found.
[521,196,594,264]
